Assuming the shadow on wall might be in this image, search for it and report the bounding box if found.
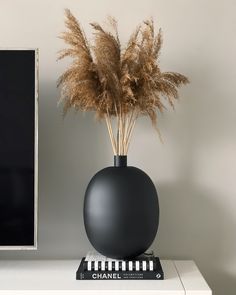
[142,58,236,295]
[154,180,236,295]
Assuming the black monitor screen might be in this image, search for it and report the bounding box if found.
[0,50,36,247]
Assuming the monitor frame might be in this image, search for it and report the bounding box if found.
[0,48,39,250]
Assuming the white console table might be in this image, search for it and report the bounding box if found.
[0,260,212,295]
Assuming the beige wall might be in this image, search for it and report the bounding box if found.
[0,0,236,294]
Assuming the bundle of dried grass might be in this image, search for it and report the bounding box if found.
[57,9,189,155]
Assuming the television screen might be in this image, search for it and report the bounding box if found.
[0,49,38,249]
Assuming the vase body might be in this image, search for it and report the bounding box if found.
[83,156,159,259]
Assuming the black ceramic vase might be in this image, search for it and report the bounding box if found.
[83,156,159,259]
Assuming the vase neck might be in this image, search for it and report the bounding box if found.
[114,155,127,167]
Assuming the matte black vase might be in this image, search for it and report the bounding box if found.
[83,156,159,259]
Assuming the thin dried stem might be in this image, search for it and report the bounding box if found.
[105,114,117,154]
[119,108,122,155]
[125,117,137,154]
[122,114,128,154]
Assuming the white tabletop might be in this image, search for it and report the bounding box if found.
[0,260,211,295]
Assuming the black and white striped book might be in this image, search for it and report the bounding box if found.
[76,251,164,280]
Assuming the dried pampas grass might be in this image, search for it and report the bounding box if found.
[57,9,189,155]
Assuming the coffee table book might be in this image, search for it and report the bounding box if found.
[76,253,164,280]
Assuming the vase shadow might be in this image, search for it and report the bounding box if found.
[153,180,236,295]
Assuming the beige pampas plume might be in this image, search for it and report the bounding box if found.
[57,9,189,155]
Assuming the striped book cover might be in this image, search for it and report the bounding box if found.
[76,251,164,280]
